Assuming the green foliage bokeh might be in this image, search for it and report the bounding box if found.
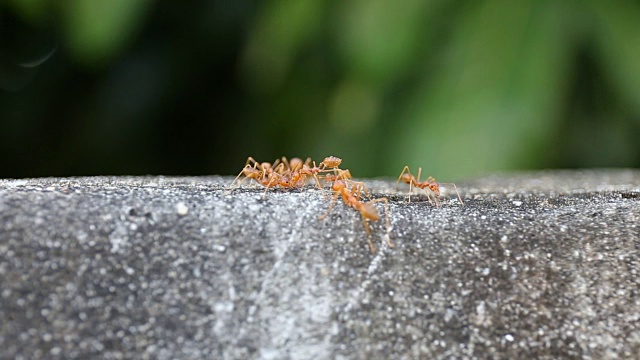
[1,0,639,180]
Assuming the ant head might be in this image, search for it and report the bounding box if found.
[279,175,291,187]
[429,182,440,196]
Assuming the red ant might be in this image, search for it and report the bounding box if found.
[396,166,464,206]
[227,158,269,189]
[225,157,285,197]
[226,156,337,196]
[320,179,393,253]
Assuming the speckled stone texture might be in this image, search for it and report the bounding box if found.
[1,170,639,359]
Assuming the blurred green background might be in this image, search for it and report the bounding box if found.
[1,0,639,181]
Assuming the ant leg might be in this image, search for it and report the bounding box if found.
[347,180,370,201]
[395,165,411,190]
[409,167,425,203]
[397,166,417,203]
[239,157,268,185]
[360,182,371,199]
[309,162,324,189]
[452,183,464,206]
[261,174,280,199]
[311,173,323,189]
[281,157,291,171]
[245,157,266,172]
[441,182,464,206]
[360,216,376,253]
[319,191,340,220]
[415,187,435,206]
[428,188,439,206]
[273,162,287,174]
[337,169,352,180]
[314,173,323,188]
[226,167,249,192]
[226,163,260,193]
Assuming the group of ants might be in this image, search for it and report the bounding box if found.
[225,156,464,253]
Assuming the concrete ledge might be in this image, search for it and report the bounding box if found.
[1,170,639,359]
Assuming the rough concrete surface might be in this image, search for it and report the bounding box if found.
[1,170,639,359]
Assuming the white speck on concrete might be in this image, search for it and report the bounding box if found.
[476,301,486,319]
[215,244,226,253]
[176,202,189,216]
[444,308,456,322]
[109,224,129,253]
